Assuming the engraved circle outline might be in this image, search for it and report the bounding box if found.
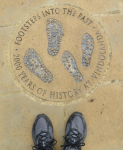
[7,4,111,104]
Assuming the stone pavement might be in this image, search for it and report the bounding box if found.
[0,0,123,150]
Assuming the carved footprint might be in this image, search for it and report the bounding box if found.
[81,33,94,67]
[62,51,83,83]
[24,48,53,83]
[46,18,63,57]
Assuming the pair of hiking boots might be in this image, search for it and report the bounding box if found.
[32,112,87,150]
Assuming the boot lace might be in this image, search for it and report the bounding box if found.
[61,128,85,150]
[32,130,57,150]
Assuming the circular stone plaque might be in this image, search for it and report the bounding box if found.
[10,5,109,101]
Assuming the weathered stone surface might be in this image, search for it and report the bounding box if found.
[118,0,123,10]
[98,15,123,80]
[0,27,20,93]
[65,83,123,150]
[0,94,64,150]
[54,0,120,14]
[0,0,120,26]
[0,0,50,26]
[0,0,123,150]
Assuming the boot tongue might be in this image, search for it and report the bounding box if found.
[68,129,79,144]
[37,130,51,147]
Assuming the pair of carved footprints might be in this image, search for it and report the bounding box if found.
[24,18,94,84]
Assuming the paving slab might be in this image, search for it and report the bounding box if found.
[0,94,64,150]
[118,0,123,11]
[0,27,20,93]
[65,83,123,150]
[98,14,123,81]
[0,0,50,26]
[54,0,120,14]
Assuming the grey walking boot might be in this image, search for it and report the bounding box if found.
[61,112,87,150]
[32,114,57,150]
